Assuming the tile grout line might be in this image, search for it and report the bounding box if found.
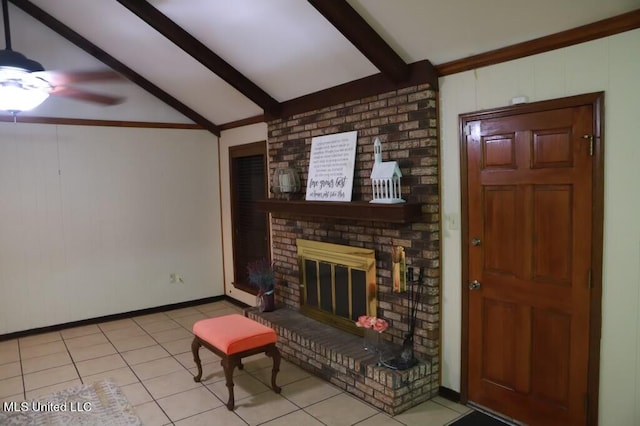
[59,333,84,389]
[108,313,177,424]
[20,333,75,398]
[16,339,26,401]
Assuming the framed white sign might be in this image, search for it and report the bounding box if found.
[305,131,358,202]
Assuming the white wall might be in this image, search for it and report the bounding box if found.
[218,123,269,307]
[440,29,640,425]
[0,123,223,334]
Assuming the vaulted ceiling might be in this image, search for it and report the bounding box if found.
[3,0,640,135]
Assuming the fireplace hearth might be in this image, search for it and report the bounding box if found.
[246,307,435,415]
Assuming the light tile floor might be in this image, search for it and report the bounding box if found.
[0,300,473,425]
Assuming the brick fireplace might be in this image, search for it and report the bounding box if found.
[251,82,440,414]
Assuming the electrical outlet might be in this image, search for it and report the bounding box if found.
[177,274,184,284]
[169,273,177,284]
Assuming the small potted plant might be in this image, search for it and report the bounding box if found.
[246,258,276,312]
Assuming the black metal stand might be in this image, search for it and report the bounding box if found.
[380,266,424,370]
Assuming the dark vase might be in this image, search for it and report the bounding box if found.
[257,290,276,312]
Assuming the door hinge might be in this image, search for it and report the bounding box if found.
[582,135,594,156]
[587,269,593,289]
[465,123,472,136]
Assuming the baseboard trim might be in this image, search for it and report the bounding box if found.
[439,386,461,403]
[0,295,248,342]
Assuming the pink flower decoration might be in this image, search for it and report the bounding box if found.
[354,315,388,333]
[373,318,389,332]
[355,315,370,328]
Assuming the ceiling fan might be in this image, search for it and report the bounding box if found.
[0,0,124,114]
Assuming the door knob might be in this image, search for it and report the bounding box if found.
[471,237,481,246]
[468,280,481,290]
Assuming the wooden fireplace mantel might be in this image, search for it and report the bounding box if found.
[256,199,422,223]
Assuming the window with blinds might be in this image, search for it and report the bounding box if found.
[230,142,270,294]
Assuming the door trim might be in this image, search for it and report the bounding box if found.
[458,92,604,425]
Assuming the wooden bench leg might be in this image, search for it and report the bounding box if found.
[222,355,242,410]
[266,345,282,394]
[191,337,203,382]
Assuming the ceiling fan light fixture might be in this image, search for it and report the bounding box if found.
[0,67,51,112]
[0,49,45,72]
[0,83,49,112]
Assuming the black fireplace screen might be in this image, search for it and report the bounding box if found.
[303,260,368,321]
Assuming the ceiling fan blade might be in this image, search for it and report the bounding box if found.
[33,70,124,86]
[50,86,124,106]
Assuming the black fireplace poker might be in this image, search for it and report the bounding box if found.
[381,266,424,371]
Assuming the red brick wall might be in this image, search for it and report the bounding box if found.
[267,83,440,366]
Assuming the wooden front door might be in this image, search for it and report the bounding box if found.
[462,94,603,426]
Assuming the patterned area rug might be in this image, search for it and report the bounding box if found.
[0,379,142,425]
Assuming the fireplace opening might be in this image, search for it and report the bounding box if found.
[297,239,376,335]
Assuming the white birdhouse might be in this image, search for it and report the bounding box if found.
[370,138,405,204]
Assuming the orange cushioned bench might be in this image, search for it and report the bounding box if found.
[191,314,281,410]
